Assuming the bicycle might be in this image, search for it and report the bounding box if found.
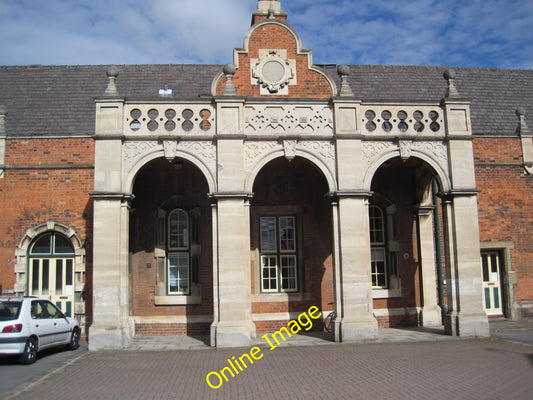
[323,310,337,333]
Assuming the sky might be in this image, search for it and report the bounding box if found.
[1,0,532,69]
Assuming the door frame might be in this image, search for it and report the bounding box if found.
[480,242,516,319]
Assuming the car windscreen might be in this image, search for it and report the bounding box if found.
[0,301,22,321]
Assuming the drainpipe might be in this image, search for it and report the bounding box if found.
[433,178,447,314]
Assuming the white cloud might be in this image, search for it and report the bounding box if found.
[0,0,532,68]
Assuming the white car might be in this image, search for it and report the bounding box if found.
[0,296,81,364]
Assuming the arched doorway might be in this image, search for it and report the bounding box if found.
[249,156,334,336]
[27,232,75,316]
[370,156,444,328]
[15,221,86,320]
[130,157,213,337]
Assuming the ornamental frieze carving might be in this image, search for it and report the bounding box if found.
[362,141,394,161]
[244,104,333,135]
[123,140,216,176]
[411,141,447,161]
[244,141,279,170]
[123,141,159,171]
[244,140,335,176]
[362,140,448,165]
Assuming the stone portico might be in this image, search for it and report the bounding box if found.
[87,1,489,350]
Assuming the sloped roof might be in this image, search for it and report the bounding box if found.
[327,65,533,136]
[0,64,221,137]
[0,64,531,137]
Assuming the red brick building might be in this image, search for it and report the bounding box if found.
[0,1,531,349]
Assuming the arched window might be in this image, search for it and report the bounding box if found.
[369,205,387,288]
[167,209,190,294]
[28,232,75,316]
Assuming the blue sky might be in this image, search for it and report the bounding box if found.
[1,0,532,69]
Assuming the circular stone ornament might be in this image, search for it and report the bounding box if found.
[252,50,295,93]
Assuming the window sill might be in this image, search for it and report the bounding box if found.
[154,295,202,305]
[372,288,401,299]
[252,292,311,302]
[154,283,202,305]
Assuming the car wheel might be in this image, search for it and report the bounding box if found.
[19,337,37,365]
[67,328,80,350]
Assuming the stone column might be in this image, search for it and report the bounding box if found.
[211,194,255,347]
[332,90,378,341]
[336,193,378,340]
[89,194,134,350]
[211,96,255,347]
[416,204,442,326]
[442,192,489,337]
[441,75,489,336]
[330,200,343,342]
[90,67,134,349]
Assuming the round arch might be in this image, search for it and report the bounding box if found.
[14,221,86,297]
[363,150,451,193]
[244,149,337,194]
[123,149,217,195]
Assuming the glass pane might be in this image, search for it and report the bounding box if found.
[169,281,178,292]
[31,234,52,254]
[493,288,500,309]
[260,217,276,252]
[32,260,40,295]
[42,260,49,295]
[484,287,491,309]
[481,255,489,282]
[369,206,384,244]
[54,235,74,254]
[169,266,178,280]
[66,259,73,286]
[169,210,189,249]
[371,248,385,262]
[490,254,498,273]
[279,217,295,251]
[261,256,277,291]
[45,301,63,318]
[280,255,297,291]
[56,259,63,295]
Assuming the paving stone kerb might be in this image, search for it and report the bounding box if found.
[5,338,533,400]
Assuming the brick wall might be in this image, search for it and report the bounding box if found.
[250,157,334,321]
[130,157,213,320]
[474,137,533,318]
[0,137,94,296]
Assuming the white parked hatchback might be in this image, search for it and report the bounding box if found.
[0,296,80,364]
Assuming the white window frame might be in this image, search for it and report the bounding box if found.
[259,215,298,293]
[167,209,190,295]
[369,205,388,289]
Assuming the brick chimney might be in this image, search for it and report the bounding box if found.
[252,0,288,25]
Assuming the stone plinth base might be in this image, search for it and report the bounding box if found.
[444,311,490,337]
[212,320,256,348]
[340,317,379,341]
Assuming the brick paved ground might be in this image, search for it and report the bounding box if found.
[4,337,532,400]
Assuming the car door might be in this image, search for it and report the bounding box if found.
[42,300,71,344]
[30,300,56,347]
